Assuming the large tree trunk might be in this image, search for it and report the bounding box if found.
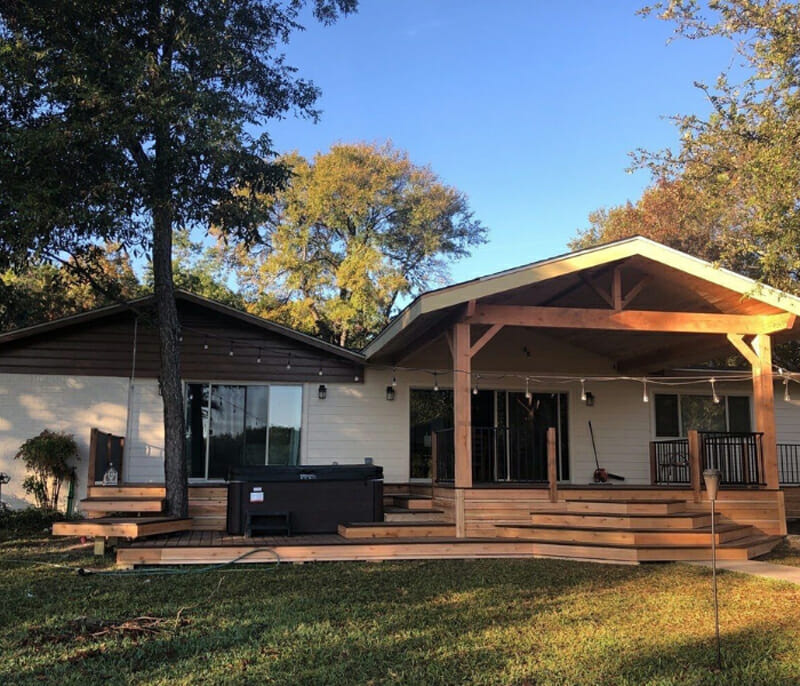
[152,205,188,518]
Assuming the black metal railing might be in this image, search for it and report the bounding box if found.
[650,438,690,485]
[779,443,800,485]
[433,426,550,484]
[700,431,764,486]
[433,428,455,482]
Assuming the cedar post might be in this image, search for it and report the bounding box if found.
[649,441,657,485]
[688,430,702,503]
[453,321,472,489]
[753,334,779,489]
[547,427,558,503]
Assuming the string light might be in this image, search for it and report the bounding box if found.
[257,347,262,364]
[392,368,397,388]
[642,379,649,403]
[433,372,439,392]
[473,374,480,396]
[525,377,531,400]
[203,336,209,350]
[580,378,587,402]
[785,378,791,402]
[228,342,234,357]
[318,363,324,377]
[710,377,720,404]
[286,353,292,371]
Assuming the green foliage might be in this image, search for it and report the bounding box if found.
[4,538,800,684]
[578,1,800,296]
[0,244,143,332]
[0,507,66,539]
[231,142,487,348]
[14,430,78,511]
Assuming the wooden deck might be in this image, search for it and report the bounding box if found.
[116,531,538,567]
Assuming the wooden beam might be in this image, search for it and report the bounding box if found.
[453,322,472,490]
[470,324,503,358]
[466,299,476,318]
[580,274,614,308]
[752,334,779,490]
[726,333,759,367]
[468,304,795,335]
[688,430,702,503]
[621,276,651,309]
[612,267,623,310]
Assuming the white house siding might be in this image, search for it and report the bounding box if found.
[123,380,165,483]
[0,374,130,508]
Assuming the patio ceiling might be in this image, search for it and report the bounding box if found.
[365,238,800,373]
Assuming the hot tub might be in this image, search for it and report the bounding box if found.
[226,464,384,536]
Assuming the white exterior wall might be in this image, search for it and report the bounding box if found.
[4,370,800,508]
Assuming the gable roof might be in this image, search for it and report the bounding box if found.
[364,236,800,360]
[0,290,365,364]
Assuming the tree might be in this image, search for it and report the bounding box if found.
[15,430,78,511]
[590,1,800,293]
[0,245,143,332]
[0,0,356,517]
[229,142,487,349]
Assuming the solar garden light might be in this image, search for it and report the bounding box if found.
[703,467,722,670]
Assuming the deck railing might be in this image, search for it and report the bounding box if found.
[778,443,800,485]
[700,431,765,486]
[650,431,766,488]
[649,439,690,485]
[432,426,552,485]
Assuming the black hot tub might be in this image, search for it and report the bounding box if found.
[226,464,384,536]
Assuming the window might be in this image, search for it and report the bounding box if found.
[654,393,751,438]
[185,383,302,479]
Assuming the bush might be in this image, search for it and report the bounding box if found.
[14,430,78,511]
[0,506,66,537]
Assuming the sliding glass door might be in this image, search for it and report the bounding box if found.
[185,383,302,479]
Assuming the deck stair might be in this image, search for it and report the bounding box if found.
[495,498,783,562]
[383,492,450,523]
[338,521,457,539]
[52,485,192,553]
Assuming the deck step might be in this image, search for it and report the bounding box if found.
[87,485,166,498]
[498,523,755,546]
[525,534,783,562]
[391,494,434,510]
[563,499,687,515]
[80,497,165,514]
[53,516,192,539]
[384,506,448,522]
[531,511,713,530]
[338,522,456,539]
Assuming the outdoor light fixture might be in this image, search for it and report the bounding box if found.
[710,377,720,404]
[703,467,723,671]
[318,384,327,400]
[580,378,586,402]
[386,385,395,401]
[433,372,439,392]
[642,379,649,403]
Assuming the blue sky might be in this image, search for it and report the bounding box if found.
[264,1,740,285]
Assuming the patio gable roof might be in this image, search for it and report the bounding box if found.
[364,236,800,371]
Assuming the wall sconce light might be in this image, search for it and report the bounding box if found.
[584,391,595,407]
[318,384,327,400]
[386,385,395,401]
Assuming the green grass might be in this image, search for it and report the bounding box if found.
[763,536,800,567]
[3,533,800,685]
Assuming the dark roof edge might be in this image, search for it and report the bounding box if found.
[0,290,365,364]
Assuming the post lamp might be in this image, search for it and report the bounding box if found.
[703,467,722,670]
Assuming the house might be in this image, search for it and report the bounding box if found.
[2,236,800,564]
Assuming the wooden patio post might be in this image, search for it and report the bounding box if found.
[752,334,779,489]
[453,321,472,538]
[547,427,558,503]
[688,430,702,503]
[453,322,472,489]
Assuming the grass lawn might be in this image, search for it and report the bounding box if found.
[763,535,800,567]
[3,532,800,685]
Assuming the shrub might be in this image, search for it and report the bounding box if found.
[14,430,78,511]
